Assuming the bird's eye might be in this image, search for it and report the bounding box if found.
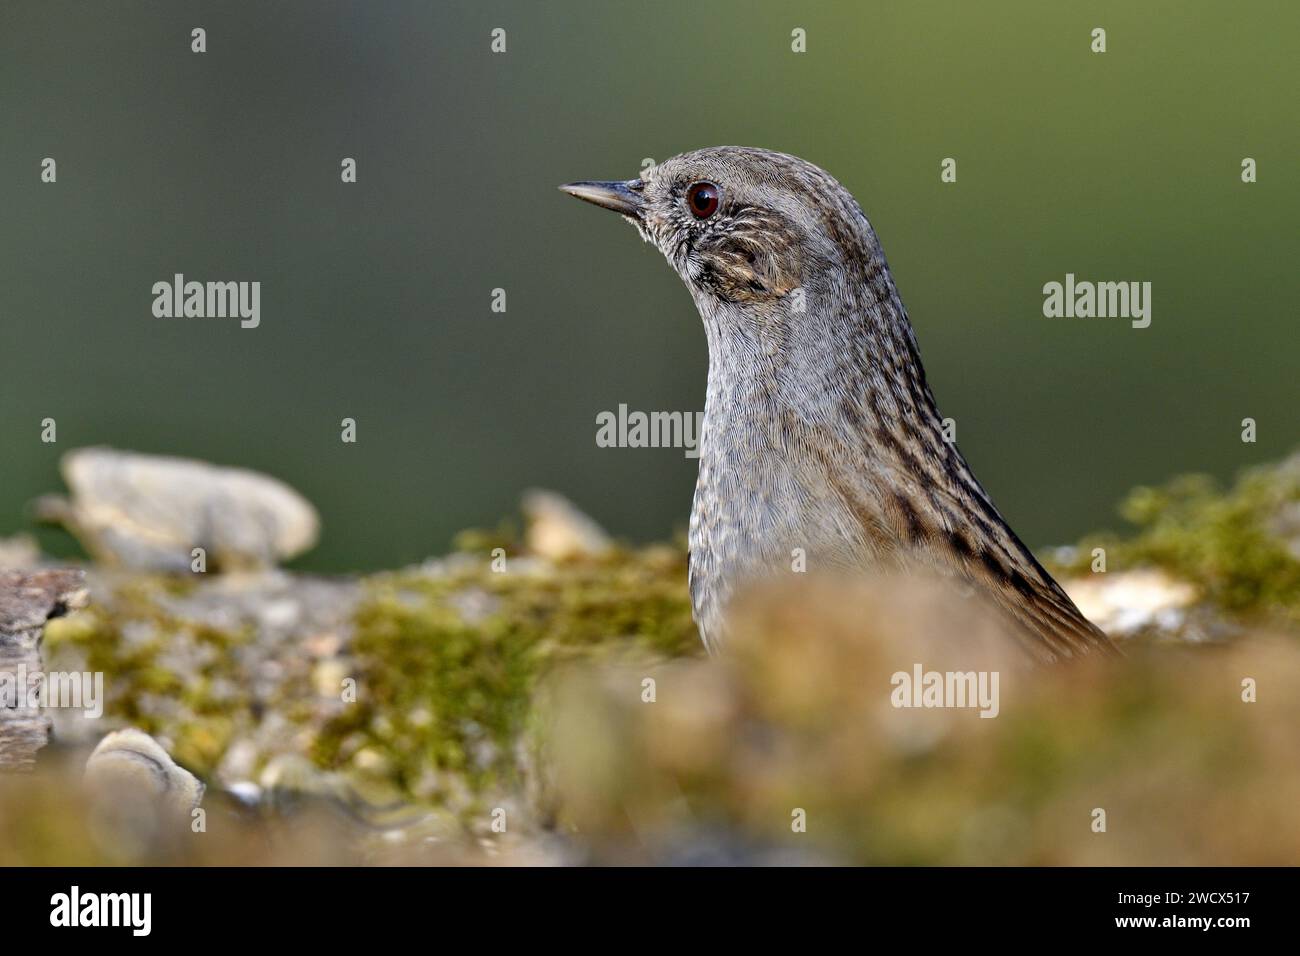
[686,182,720,220]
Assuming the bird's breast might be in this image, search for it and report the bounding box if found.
[687,403,886,643]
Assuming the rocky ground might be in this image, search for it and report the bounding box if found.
[1,451,1299,865]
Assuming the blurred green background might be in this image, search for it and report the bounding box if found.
[2,0,1297,572]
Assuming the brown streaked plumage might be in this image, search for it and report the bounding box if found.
[562,147,1116,662]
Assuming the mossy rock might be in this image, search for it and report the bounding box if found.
[1052,451,1300,626]
[313,546,699,814]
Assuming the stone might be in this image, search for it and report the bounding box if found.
[36,447,319,571]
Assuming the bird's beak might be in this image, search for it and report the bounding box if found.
[559,180,645,219]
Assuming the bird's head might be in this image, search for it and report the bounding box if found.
[561,146,882,312]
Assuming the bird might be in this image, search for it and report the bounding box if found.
[561,147,1115,662]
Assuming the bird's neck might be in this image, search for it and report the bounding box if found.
[685,261,992,643]
[690,259,1019,575]
[695,265,949,461]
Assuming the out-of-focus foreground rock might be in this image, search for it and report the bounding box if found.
[1,451,1298,864]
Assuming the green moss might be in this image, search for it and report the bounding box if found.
[1056,454,1300,622]
[42,580,252,774]
[37,537,696,824]
[315,544,699,807]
